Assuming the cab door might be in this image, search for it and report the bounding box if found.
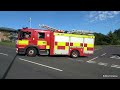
[34,31,50,50]
[18,30,33,48]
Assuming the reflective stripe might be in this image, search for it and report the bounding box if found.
[84,47,87,51]
[57,42,66,46]
[73,43,80,46]
[58,46,65,49]
[87,47,94,51]
[54,33,95,38]
[87,44,94,47]
[46,45,50,49]
[37,41,46,45]
[65,46,69,50]
[54,46,57,50]
[18,40,29,45]
[54,42,69,50]
[70,46,82,48]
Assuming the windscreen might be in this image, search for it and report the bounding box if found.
[19,31,31,39]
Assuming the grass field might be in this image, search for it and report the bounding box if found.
[0,41,15,47]
[94,45,102,50]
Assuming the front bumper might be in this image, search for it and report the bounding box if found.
[16,48,26,54]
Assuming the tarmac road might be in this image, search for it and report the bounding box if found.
[0,45,120,79]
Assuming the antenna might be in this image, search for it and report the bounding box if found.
[29,17,31,28]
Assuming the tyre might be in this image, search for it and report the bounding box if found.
[70,50,79,58]
[26,47,37,57]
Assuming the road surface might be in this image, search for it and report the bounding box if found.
[0,45,120,79]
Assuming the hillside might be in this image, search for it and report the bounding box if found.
[0,27,17,32]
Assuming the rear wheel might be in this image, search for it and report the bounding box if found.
[26,48,37,57]
[70,50,79,58]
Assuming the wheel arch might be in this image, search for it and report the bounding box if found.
[25,45,39,54]
[70,49,80,57]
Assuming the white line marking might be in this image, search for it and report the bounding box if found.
[101,53,106,56]
[115,66,120,68]
[110,56,115,58]
[110,56,120,59]
[19,58,63,72]
[86,60,96,63]
[98,62,108,66]
[89,56,98,61]
[0,53,8,56]
[111,64,120,68]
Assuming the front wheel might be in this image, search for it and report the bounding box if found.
[26,48,37,57]
[70,50,79,58]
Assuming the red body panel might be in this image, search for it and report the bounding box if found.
[50,32,54,55]
[58,46,65,50]
[87,47,94,51]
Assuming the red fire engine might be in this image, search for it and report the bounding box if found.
[16,25,95,58]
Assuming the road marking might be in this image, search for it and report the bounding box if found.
[111,64,120,68]
[86,60,96,63]
[86,56,98,63]
[110,56,120,59]
[89,56,98,61]
[0,53,8,56]
[110,56,116,58]
[98,62,108,66]
[101,53,106,56]
[19,58,63,72]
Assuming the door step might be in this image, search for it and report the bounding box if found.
[39,50,49,55]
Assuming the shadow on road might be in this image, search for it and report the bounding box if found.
[1,54,18,79]
[17,54,88,58]
[17,54,26,56]
[112,54,120,57]
[38,55,88,58]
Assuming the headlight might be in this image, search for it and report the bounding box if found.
[16,40,18,44]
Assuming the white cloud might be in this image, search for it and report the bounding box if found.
[89,11,120,22]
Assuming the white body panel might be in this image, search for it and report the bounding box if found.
[70,37,83,43]
[55,36,69,42]
[54,36,69,55]
[83,38,94,54]
[84,38,94,44]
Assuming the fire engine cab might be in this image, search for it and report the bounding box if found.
[16,25,95,58]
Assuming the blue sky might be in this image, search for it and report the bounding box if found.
[0,11,120,35]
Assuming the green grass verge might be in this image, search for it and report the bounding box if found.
[0,41,15,47]
[94,45,102,50]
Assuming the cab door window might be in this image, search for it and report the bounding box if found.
[20,32,31,39]
[38,32,45,39]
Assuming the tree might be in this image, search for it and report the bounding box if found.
[107,30,120,45]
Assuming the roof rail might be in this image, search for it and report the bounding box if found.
[65,30,94,35]
[39,24,94,35]
[39,24,64,33]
